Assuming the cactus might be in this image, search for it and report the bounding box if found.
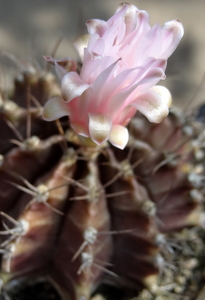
[1,3,205,300]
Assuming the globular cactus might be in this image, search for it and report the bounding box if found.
[1,3,205,300]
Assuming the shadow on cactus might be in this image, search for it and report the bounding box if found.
[1,3,205,300]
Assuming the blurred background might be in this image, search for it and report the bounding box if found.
[0,0,205,109]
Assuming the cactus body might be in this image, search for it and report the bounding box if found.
[0,65,205,300]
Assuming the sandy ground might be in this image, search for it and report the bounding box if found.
[0,0,205,109]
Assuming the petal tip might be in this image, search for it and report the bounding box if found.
[109,125,129,150]
[133,90,169,124]
[43,97,68,121]
[61,72,89,103]
[88,113,112,145]
[164,19,184,40]
[150,85,172,108]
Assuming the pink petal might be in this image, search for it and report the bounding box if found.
[131,90,169,123]
[160,20,184,58]
[88,113,112,145]
[122,9,150,49]
[107,67,165,120]
[43,97,69,121]
[91,59,120,106]
[125,5,150,35]
[102,57,164,100]
[95,58,164,110]
[116,106,137,125]
[130,24,162,64]
[87,34,105,56]
[109,125,129,149]
[95,67,139,107]
[110,3,128,26]
[86,19,108,36]
[61,72,90,103]
[132,65,166,93]
[122,4,139,34]
[80,49,102,81]
[68,87,92,122]
[128,60,166,91]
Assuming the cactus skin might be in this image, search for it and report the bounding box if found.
[0,64,205,300]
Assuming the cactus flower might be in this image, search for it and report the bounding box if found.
[43,3,184,149]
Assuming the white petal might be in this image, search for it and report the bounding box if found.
[150,85,172,108]
[109,125,129,150]
[88,113,112,145]
[71,123,89,137]
[132,90,169,123]
[73,34,90,61]
[61,72,90,103]
[43,97,68,121]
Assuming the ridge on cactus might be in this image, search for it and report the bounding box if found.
[43,3,183,149]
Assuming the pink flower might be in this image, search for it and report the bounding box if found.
[43,3,184,149]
